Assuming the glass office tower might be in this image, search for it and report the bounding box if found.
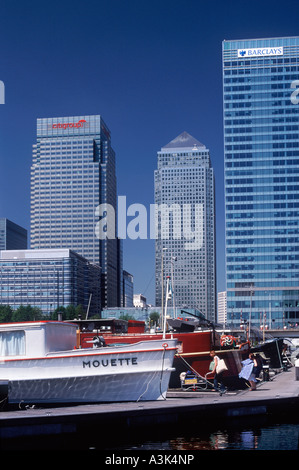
[0,218,27,250]
[223,37,299,328]
[155,132,216,322]
[30,115,122,308]
[123,270,134,307]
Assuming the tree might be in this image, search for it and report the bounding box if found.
[65,305,76,320]
[51,306,66,320]
[74,304,85,319]
[0,305,13,322]
[149,311,160,327]
[51,305,86,321]
[12,305,43,322]
[120,313,135,321]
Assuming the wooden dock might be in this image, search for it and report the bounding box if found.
[0,368,298,450]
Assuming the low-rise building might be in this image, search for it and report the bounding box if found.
[0,249,101,316]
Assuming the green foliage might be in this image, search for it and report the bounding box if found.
[50,304,86,321]
[11,305,43,322]
[0,304,89,322]
[0,305,14,323]
[119,313,135,321]
[149,311,160,326]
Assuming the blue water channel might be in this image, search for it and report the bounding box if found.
[99,421,299,452]
[123,423,299,451]
[1,414,298,451]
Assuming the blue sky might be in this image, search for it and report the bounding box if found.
[0,0,298,305]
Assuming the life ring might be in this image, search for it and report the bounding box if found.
[220,335,236,347]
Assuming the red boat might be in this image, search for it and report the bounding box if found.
[71,317,250,389]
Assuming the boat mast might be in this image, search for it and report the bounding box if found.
[163,276,171,339]
[85,293,92,320]
[248,289,252,342]
[170,254,176,319]
[161,247,167,333]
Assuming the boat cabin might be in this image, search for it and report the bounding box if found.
[0,321,77,358]
[67,318,145,335]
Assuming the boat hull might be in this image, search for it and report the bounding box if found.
[1,339,177,404]
[7,370,174,404]
[80,330,249,388]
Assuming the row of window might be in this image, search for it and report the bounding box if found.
[226,142,299,151]
[224,70,299,77]
[227,247,299,254]
[228,273,299,280]
[228,255,299,263]
[226,136,299,145]
[224,108,299,117]
[224,57,298,65]
[225,117,299,125]
[227,221,299,228]
[226,126,299,134]
[226,169,299,177]
[226,185,299,193]
[227,262,299,269]
[224,83,299,92]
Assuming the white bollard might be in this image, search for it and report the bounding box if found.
[295,359,299,381]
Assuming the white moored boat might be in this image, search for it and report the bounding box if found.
[0,321,177,404]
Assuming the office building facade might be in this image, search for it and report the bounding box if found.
[0,249,101,316]
[122,270,134,307]
[155,132,216,322]
[30,115,122,308]
[217,291,227,326]
[133,294,147,309]
[0,218,27,250]
[223,36,299,328]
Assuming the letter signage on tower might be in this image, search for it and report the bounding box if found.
[237,47,283,58]
[52,119,87,129]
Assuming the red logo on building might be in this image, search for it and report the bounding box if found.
[52,119,87,129]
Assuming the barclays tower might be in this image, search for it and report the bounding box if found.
[223,37,299,329]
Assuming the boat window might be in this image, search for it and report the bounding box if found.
[0,330,25,356]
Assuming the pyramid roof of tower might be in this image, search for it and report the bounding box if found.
[162,131,205,150]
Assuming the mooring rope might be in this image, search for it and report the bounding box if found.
[176,352,214,388]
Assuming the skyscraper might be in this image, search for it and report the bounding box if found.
[30,115,122,308]
[223,37,299,328]
[155,132,216,322]
[0,218,27,250]
[217,291,227,326]
[123,270,134,307]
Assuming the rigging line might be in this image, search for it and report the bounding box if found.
[143,271,154,296]
[136,345,168,402]
[159,345,167,400]
[136,369,159,402]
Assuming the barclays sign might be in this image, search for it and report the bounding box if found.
[238,47,283,58]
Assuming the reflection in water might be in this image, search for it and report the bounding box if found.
[100,422,298,451]
[3,421,298,451]
[162,424,298,451]
[168,429,259,450]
